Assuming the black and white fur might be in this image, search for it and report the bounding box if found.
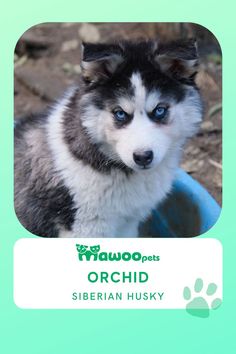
[14,39,203,237]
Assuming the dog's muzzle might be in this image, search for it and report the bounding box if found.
[133,150,153,168]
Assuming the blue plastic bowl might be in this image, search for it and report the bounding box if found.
[140,169,221,237]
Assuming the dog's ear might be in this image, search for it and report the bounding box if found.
[81,42,124,83]
[154,38,198,82]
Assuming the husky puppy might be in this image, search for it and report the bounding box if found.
[14,39,202,238]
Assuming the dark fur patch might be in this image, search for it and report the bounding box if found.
[63,89,132,174]
[81,41,190,113]
[14,114,76,237]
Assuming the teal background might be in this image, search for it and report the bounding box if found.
[0,0,234,353]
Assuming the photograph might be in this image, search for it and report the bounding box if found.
[14,22,222,238]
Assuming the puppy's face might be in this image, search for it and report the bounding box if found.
[80,40,202,171]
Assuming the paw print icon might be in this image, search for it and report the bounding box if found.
[183,278,222,318]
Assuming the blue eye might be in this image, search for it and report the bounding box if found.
[114,110,128,122]
[153,106,168,121]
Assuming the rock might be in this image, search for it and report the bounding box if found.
[200,119,221,133]
[181,159,199,173]
[15,66,67,102]
[62,62,81,75]
[16,32,53,58]
[73,64,81,74]
[201,121,214,131]
[61,39,79,52]
[78,23,100,42]
[62,62,73,73]
[61,22,76,28]
[14,55,28,68]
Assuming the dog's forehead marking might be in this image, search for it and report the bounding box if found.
[130,72,146,111]
[117,72,161,115]
[130,72,162,113]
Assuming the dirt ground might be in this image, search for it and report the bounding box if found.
[14,23,222,205]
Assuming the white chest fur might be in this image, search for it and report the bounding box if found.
[58,162,174,237]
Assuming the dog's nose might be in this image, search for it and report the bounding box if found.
[133,150,153,167]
